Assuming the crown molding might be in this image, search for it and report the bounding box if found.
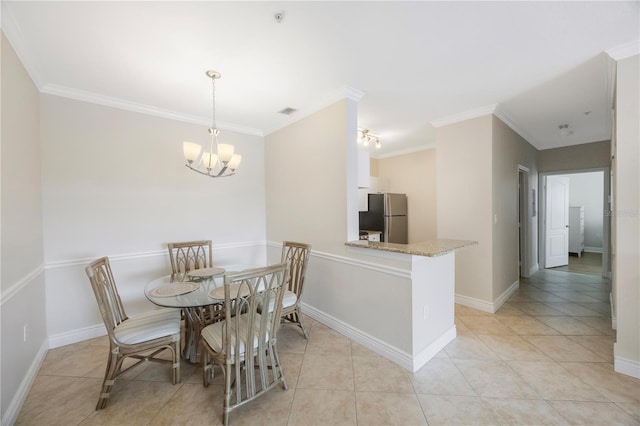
[430,104,497,128]
[1,4,44,89]
[606,40,640,61]
[264,84,365,135]
[41,83,264,136]
[493,106,541,150]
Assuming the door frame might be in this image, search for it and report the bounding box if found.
[517,165,532,278]
[538,167,611,277]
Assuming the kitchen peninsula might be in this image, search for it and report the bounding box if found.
[345,238,476,371]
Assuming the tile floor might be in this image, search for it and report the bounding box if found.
[550,252,603,276]
[16,269,640,425]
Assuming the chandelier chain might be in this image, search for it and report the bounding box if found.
[211,76,217,130]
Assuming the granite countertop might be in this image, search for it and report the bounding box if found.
[345,239,477,257]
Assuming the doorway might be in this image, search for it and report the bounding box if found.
[539,169,610,277]
[518,166,531,278]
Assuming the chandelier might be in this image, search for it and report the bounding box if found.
[357,128,381,149]
[183,70,241,177]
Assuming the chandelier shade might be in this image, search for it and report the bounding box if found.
[183,70,241,177]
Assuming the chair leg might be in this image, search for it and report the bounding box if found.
[172,342,181,384]
[296,308,309,339]
[96,351,121,410]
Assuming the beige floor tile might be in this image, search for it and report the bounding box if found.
[617,402,640,421]
[350,341,380,357]
[39,344,107,377]
[410,358,476,396]
[278,352,304,389]
[523,336,605,362]
[535,315,604,336]
[506,361,607,401]
[225,385,294,426]
[567,335,615,362]
[305,327,351,356]
[277,326,308,354]
[353,355,413,393]
[356,391,427,425]
[574,316,616,336]
[454,304,490,316]
[494,303,527,316]
[417,394,502,426]
[453,359,539,399]
[578,301,612,315]
[457,315,515,335]
[16,270,627,426]
[296,353,354,391]
[79,380,181,425]
[545,302,602,317]
[476,334,551,361]
[482,397,570,425]
[495,315,560,335]
[548,400,639,425]
[560,362,640,403]
[510,302,566,316]
[16,376,102,425]
[147,383,224,426]
[444,334,500,360]
[288,389,357,426]
[549,291,603,303]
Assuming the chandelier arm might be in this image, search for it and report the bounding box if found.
[185,164,235,177]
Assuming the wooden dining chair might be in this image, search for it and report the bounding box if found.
[280,241,311,338]
[167,240,221,362]
[201,263,289,426]
[167,240,213,277]
[85,257,181,409]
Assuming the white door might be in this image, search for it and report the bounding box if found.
[545,176,570,268]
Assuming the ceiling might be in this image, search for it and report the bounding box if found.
[2,1,639,157]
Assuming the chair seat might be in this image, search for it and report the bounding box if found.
[282,290,298,309]
[115,309,181,345]
[202,313,269,356]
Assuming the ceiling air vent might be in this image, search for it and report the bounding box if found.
[278,107,297,115]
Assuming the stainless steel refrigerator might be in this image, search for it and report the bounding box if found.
[358,193,408,243]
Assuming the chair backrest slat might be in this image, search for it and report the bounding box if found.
[223,263,289,403]
[168,240,213,275]
[85,257,128,341]
[281,241,311,296]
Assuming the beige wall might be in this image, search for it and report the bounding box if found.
[436,115,494,302]
[265,100,351,253]
[491,116,539,298]
[376,149,437,243]
[613,54,639,376]
[40,94,267,261]
[1,33,47,420]
[538,140,610,172]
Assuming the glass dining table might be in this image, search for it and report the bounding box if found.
[144,265,251,364]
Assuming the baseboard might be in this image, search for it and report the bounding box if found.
[411,326,457,372]
[493,280,520,312]
[1,340,49,426]
[610,293,617,330]
[455,280,519,314]
[301,302,415,371]
[584,247,604,254]
[455,294,494,313]
[48,323,106,349]
[614,353,640,379]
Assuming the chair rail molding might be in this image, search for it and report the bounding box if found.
[45,240,267,270]
[0,264,45,306]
